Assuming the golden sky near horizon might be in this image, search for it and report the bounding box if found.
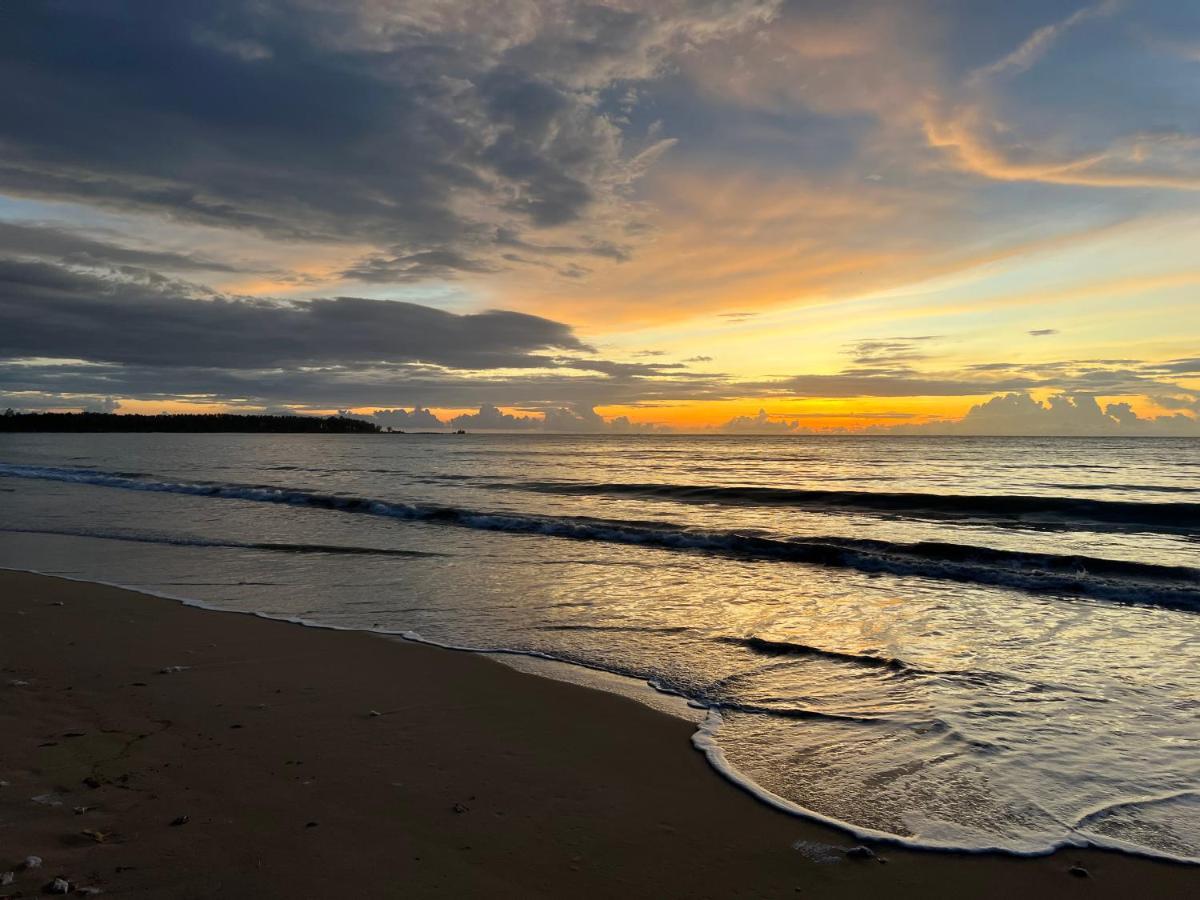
[1,0,1197,433]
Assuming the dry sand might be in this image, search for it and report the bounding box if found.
[1,569,1195,898]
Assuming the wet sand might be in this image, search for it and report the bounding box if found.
[1,569,1195,898]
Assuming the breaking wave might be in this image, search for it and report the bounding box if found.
[0,525,445,557]
[504,480,1198,533]
[2,463,1197,610]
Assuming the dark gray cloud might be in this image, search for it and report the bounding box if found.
[0,254,721,411]
[1028,328,1059,337]
[1152,393,1200,414]
[0,360,729,412]
[0,0,772,278]
[1,251,1194,425]
[338,250,500,284]
[0,221,239,273]
[0,258,586,370]
[1148,358,1200,375]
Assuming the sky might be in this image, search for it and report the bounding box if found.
[1,0,1198,434]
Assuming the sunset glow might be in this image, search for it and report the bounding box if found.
[1,1,1197,433]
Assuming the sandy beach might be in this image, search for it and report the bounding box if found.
[1,569,1195,898]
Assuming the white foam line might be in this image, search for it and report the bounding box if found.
[3,565,1198,867]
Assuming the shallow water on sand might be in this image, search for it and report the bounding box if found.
[1,433,1198,860]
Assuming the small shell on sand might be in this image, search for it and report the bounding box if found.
[23,855,43,870]
[159,665,190,674]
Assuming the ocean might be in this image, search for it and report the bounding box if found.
[1,433,1197,862]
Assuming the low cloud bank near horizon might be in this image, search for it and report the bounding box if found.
[709,394,1200,437]
[6,392,1197,436]
[359,403,669,434]
[355,394,1200,436]
[871,393,1200,437]
[1,247,1195,436]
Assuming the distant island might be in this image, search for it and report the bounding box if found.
[0,411,381,434]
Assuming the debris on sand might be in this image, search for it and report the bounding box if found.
[1,871,14,886]
[8,679,30,687]
[169,815,190,827]
[46,876,72,894]
[844,845,876,860]
[22,855,43,870]
[81,829,110,844]
[452,802,469,814]
[1069,864,1090,878]
[790,840,843,864]
[159,665,190,675]
[367,710,382,718]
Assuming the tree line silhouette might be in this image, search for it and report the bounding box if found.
[0,411,381,434]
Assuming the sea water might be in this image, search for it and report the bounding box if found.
[1,433,1197,861]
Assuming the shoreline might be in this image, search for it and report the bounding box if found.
[2,569,1196,897]
[13,565,1194,865]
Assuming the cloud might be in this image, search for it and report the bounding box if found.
[715,409,804,434]
[370,403,671,433]
[1151,393,1200,414]
[369,407,445,430]
[541,405,669,433]
[0,221,239,274]
[924,3,1200,192]
[446,404,541,431]
[0,258,586,370]
[841,336,939,374]
[968,0,1120,85]
[82,396,122,414]
[876,392,1200,436]
[0,0,778,282]
[1148,358,1200,375]
[1028,328,1059,337]
[753,373,1045,398]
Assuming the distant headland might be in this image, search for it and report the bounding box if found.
[0,411,382,434]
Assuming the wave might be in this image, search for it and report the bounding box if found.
[0,525,445,558]
[7,563,1196,866]
[717,636,921,673]
[505,480,1198,533]
[3,463,1198,610]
